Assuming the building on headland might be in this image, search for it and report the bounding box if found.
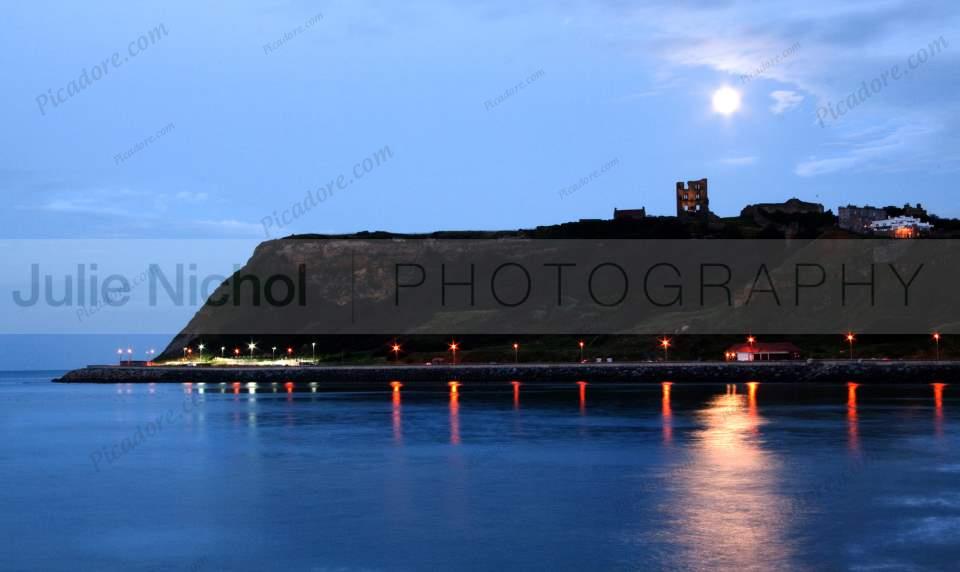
[676,178,709,218]
[840,203,932,234]
[724,342,801,362]
[613,208,646,221]
[838,205,886,233]
[869,216,933,238]
[901,203,928,219]
[740,197,824,225]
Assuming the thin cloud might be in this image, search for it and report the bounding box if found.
[795,121,940,176]
[716,156,757,166]
[770,90,804,114]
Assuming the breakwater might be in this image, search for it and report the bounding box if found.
[55,360,959,387]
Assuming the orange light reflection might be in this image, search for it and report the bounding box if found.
[747,382,759,421]
[663,390,792,569]
[847,383,859,454]
[933,382,946,438]
[449,392,460,445]
[392,386,402,444]
[662,382,673,443]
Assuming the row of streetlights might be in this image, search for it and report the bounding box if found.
[846,332,943,360]
[164,332,948,366]
[117,348,155,364]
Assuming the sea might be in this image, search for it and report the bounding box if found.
[1,371,958,571]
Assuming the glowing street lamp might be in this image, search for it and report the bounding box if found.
[845,333,856,359]
[513,343,519,363]
[391,342,402,363]
[117,348,124,364]
[287,347,294,362]
[933,332,941,361]
[578,340,585,363]
[312,342,316,363]
[248,342,257,360]
[747,336,756,347]
[660,337,671,361]
[233,348,240,357]
[198,344,205,361]
[449,341,459,365]
[272,346,277,360]
[182,347,189,360]
[220,346,226,358]
[126,348,133,363]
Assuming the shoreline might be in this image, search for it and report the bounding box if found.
[55,360,959,387]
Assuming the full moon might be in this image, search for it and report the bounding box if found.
[712,86,742,115]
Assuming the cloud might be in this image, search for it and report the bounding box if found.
[174,191,209,203]
[716,156,757,166]
[189,219,263,236]
[36,188,152,217]
[795,120,940,176]
[24,186,262,237]
[770,90,804,114]
[597,0,959,177]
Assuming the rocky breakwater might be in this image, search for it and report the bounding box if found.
[55,360,960,387]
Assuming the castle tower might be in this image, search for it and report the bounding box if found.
[676,178,709,218]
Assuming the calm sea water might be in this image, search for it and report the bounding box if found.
[1,371,958,571]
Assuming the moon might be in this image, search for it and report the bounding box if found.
[712,86,742,115]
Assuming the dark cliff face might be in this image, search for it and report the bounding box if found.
[158,231,959,363]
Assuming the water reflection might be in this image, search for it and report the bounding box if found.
[449,391,460,445]
[746,382,758,410]
[847,383,859,454]
[661,382,673,444]
[512,381,521,409]
[577,381,587,414]
[391,382,403,444]
[933,382,946,438]
[663,388,796,570]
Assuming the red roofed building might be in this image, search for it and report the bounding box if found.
[724,342,801,362]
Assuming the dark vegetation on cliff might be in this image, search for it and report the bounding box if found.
[158,213,959,364]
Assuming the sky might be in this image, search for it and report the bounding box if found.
[1,0,958,368]
[1,0,958,240]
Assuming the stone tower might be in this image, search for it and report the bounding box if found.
[676,178,709,218]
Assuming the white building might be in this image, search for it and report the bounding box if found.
[868,216,932,238]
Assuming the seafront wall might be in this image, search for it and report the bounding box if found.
[55,360,960,387]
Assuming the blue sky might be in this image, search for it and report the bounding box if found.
[1,0,958,368]
[1,0,958,240]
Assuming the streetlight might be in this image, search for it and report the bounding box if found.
[660,337,671,361]
[846,333,855,359]
[391,342,401,363]
[312,342,316,363]
[126,348,133,363]
[578,340,585,363]
[221,346,226,358]
[233,348,240,357]
[198,344,205,361]
[248,342,257,360]
[933,333,941,361]
[449,341,459,365]
[117,348,124,364]
[272,346,277,360]
[513,343,519,363]
[182,347,188,361]
[747,336,756,346]
[146,349,155,363]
